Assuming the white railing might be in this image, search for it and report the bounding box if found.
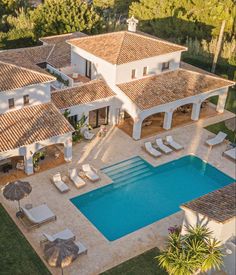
[46,64,74,87]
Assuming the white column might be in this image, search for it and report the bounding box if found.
[108,106,117,125]
[216,91,228,113]
[24,152,34,175]
[191,102,201,121]
[64,136,72,162]
[163,111,173,130]
[132,117,142,140]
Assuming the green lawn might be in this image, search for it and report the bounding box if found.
[0,204,51,275]
[101,248,167,275]
[206,88,236,142]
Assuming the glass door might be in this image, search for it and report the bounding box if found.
[85,60,92,79]
[89,107,109,128]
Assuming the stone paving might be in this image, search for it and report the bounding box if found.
[0,110,235,275]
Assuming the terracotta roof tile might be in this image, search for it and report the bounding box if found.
[181,183,236,223]
[51,80,115,109]
[0,62,55,92]
[68,31,187,65]
[0,103,74,152]
[117,69,234,110]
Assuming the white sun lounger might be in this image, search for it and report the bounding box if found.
[42,228,75,243]
[83,130,95,140]
[75,241,88,255]
[223,147,236,160]
[144,142,162,157]
[69,168,86,188]
[52,172,69,193]
[82,164,100,182]
[156,138,173,154]
[21,204,56,225]
[206,131,227,146]
[166,136,183,151]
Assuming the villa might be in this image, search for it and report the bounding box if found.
[0,17,235,275]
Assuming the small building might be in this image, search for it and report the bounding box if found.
[181,183,236,243]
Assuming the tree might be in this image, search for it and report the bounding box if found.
[157,225,224,275]
[31,0,102,38]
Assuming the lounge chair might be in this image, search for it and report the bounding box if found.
[42,228,75,243]
[69,168,86,188]
[51,173,69,193]
[74,241,88,255]
[82,164,100,182]
[166,136,184,151]
[144,142,162,157]
[223,147,236,161]
[83,130,95,140]
[156,138,173,154]
[206,131,227,147]
[21,204,56,226]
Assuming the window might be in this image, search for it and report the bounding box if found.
[68,115,78,127]
[143,66,148,76]
[89,107,109,128]
[23,95,29,105]
[131,69,136,79]
[8,98,14,109]
[162,61,170,71]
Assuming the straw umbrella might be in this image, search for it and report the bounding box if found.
[2,180,32,211]
[44,239,79,275]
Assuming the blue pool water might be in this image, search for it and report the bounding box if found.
[70,155,234,241]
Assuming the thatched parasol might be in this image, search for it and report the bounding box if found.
[2,180,32,210]
[44,239,79,275]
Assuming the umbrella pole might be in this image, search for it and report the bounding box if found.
[18,200,21,211]
[61,267,64,275]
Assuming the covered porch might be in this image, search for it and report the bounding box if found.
[118,101,218,139]
[0,144,65,185]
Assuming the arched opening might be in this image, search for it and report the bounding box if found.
[141,113,165,138]
[0,155,25,185]
[32,144,65,173]
[172,104,193,128]
[117,110,135,137]
[199,95,219,119]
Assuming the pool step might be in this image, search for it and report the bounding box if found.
[106,163,148,178]
[102,157,144,175]
[113,170,155,188]
[110,167,152,182]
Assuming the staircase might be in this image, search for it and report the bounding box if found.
[101,157,154,186]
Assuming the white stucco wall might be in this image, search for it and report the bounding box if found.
[181,208,236,244]
[115,51,182,84]
[59,96,122,125]
[71,46,117,85]
[0,83,52,114]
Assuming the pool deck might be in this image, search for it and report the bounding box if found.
[0,110,235,275]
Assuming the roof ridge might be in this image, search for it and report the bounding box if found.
[67,31,125,43]
[0,60,55,81]
[115,32,127,64]
[133,31,187,50]
[179,68,235,85]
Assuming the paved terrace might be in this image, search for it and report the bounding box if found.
[0,110,235,275]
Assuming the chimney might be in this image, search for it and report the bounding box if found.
[127,16,138,32]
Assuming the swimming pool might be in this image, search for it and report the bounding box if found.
[70,155,234,241]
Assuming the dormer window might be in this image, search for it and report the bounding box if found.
[131,69,136,79]
[8,98,15,109]
[143,66,148,76]
[162,61,170,71]
[23,95,29,105]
